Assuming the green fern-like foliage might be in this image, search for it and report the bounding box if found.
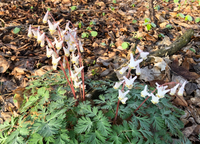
[0,70,187,144]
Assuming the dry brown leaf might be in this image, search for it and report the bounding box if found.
[1,112,12,121]
[169,58,200,80]
[13,87,25,109]
[185,83,197,95]
[182,125,197,138]
[0,55,10,73]
[173,95,188,106]
[145,34,156,42]
[11,67,27,76]
[32,66,52,76]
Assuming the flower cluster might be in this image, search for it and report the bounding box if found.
[119,47,148,76]
[141,81,187,104]
[27,11,84,91]
[114,47,149,104]
[114,46,187,105]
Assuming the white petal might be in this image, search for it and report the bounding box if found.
[28,25,32,38]
[43,11,49,24]
[170,83,179,95]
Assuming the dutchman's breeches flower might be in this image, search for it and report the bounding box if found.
[71,71,80,81]
[54,37,63,50]
[118,90,129,104]
[141,85,150,97]
[37,32,45,44]
[65,21,71,31]
[150,93,160,104]
[52,54,61,66]
[113,80,125,89]
[123,76,137,89]
[155,83,170,98]
[48,20,59,35]
[46,46,53,58]
[74,65,84,74]
[79,40,84,52]
[74,80,82,89]
[178,81,187,96]
[71,52,79,65]
[170,83,179,95]
[119,66,128,74]
[63,46,70,57]
[32,29,37,38]
[68,41,76,52]
[156,88,170,98]
[136,64,141,75]
[136,47,149,60]
[128,53,143,69]
[43,11,49,24]
[28,25,32,38]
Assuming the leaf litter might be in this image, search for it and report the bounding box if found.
[0,0,200,142]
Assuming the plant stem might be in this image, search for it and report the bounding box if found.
[134,96,150,113]
[113,99,120,124]
[33,26,76,99]
[68,32,85,101]
[113,68,132,124]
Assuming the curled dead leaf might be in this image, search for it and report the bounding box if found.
[0,55,10,73]
[173,95,188,106]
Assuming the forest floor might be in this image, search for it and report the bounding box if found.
[0,0,200,143]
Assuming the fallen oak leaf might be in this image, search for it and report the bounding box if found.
[169,58,200,80]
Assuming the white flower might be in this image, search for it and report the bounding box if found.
[79,40,84,52]
[70,29,77,38]
[74,65,84,73]
[119,66,128,74]
[53,62,59,70]
[128,53,143,69]
[65,21,71,31]
[141,85,150,97]
[32,29,37,38]
[63,46,70,57]
[154,59,167,71]
[71,52,79,65]
[65,34,70,42]
[118,89,129,104]
[43,11,49,24]
[46,46,53,57]
[54,37,63,50]
[40,38,45,47]
[113,80,124,89]
[48,20,59,35]
[178,81,187,96]
[37,32,45,44]
[60,29,66,40]
[136,64,141,75]
[156,83,170,98]
[68,41,76,52]
[28,25,32,38]
[71,71,80,81]
[121,97,128,104]
[170,83,179,95]
[123,76,137,89]
[150,93,160,104]
[52,54,61,66]
[74,80,82,88]
[136,46,149,60]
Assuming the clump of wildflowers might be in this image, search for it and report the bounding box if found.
[113,46,187,124]
[27,10,85,101]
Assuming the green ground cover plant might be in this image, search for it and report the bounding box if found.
[0,70,186,144]
[0,10,189,144]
